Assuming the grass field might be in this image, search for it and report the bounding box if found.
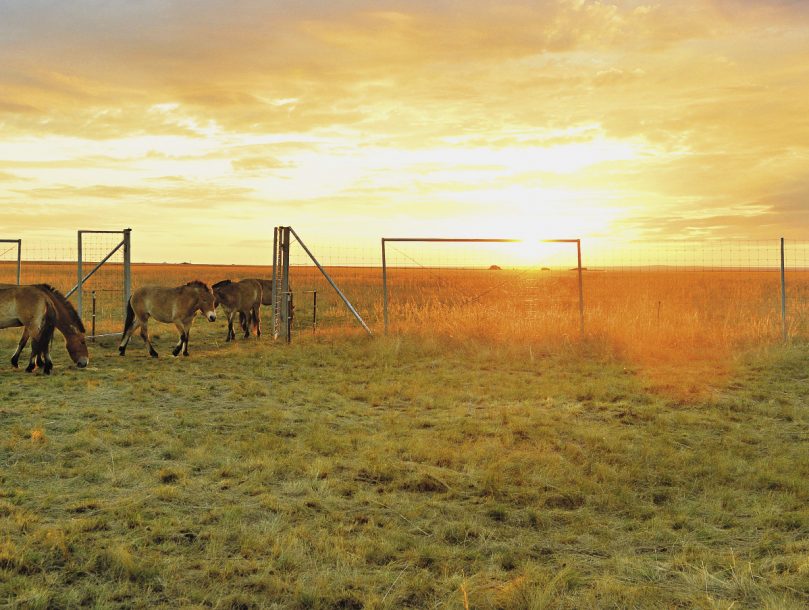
[1,307,808,608]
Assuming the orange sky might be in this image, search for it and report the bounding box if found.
[1,0,808,264]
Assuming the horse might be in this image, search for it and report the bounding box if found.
[243,278,275,307]
[240,278,294,330]
[0,283,89,374]
[119,280,216,358]
[211,279,262,341]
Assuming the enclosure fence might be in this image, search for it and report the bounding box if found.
[0,230,131,338]
[2,232,809,347]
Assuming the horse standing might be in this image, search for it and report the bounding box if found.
[212,279,262,341]
[119,281,216,358]
[0,284,89,374]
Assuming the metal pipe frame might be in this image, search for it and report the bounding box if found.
[69,229,132,339]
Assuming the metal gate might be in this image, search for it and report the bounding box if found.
[65,229,132,338]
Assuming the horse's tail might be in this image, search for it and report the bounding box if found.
[122,298,136,335]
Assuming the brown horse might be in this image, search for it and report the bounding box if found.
[0,284,89,374]
[212,279,262,341]
[119,280,216,358]
[243,278,275,307]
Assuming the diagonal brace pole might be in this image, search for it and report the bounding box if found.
[288,227,372,336]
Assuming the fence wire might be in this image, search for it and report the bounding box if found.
[287,241,380,334]
[0,240,21,285]
[3,233,809,346]
[382,240,582,339]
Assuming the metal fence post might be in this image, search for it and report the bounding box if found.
[577,239,585,338]
[382,238,388,335]
[91,290,97,341]
[123,228,131,314]
[280,227,291,342]
[312,289,317,334]
[271,226,279,339]
[16,239,21,285]
[77,231,83,318]
[781,237,787,342]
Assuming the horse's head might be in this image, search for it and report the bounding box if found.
[65,330,89,368]
[211,280,231,312]
[190,281,217,322]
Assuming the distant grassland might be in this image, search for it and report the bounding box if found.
[1,261,807,348]
[0,327,807,608]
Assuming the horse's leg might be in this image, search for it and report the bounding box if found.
[172,321,186,357]
[254,304,261,338]
[182,322,191,356]
[11,329,29,368]
[242,309,250,339]
[140,320,158,358]
[119,319,140,356]
[24,324,45,373]
[226,311,235,341]
[119,317,140,356]
[40,341,53,375]
[25,349,37,373]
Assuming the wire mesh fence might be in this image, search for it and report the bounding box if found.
[381,239,583,340]
[783,240,809,338]
[0,233,130,337]
[286,235,381,335]
[0,239,21,285]
[2,230,809,348]
[75,231,129,336]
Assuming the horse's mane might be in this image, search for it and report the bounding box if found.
[185,280,210,291]
[212,279,232,289]
[33,284,86,333]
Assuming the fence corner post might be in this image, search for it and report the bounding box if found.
[781,237,787,343]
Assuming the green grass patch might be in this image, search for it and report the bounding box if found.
[0,326,807,608]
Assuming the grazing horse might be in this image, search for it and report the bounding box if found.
[212,279,262,341]
[119,280,216,358]
[0,284,89,374]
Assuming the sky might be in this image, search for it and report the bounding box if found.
[1,0,808,264]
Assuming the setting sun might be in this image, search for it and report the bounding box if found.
[1,0,808,261]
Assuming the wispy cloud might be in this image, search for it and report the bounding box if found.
[1,0,808,260]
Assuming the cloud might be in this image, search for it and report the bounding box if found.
[11,182,254,208]
[231,157,292,172]
[1,0,808,254]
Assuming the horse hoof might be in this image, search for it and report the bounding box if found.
[25,365,35,373]
[44,367,52,375]
[11,359,19,368]
[183,352,189,357]
[118,347,126,356]
[150,351,159,358]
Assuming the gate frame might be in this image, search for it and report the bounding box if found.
[0,239,22,284]
[381,237,585,336]
[272,225,372,341]
[66,229,132,338]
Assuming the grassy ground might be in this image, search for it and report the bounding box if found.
[0,323,807,609]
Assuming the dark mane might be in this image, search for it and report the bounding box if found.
[33,284,86,333]
[212,279,232,289]
[185,280,210,290]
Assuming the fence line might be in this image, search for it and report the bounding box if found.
[2,233,809,345]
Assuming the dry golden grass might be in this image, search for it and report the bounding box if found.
[2,261,807,395]
[0,331,807,608]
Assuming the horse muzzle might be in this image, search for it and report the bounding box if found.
[76,357,89,368]
[207,313,217,322]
